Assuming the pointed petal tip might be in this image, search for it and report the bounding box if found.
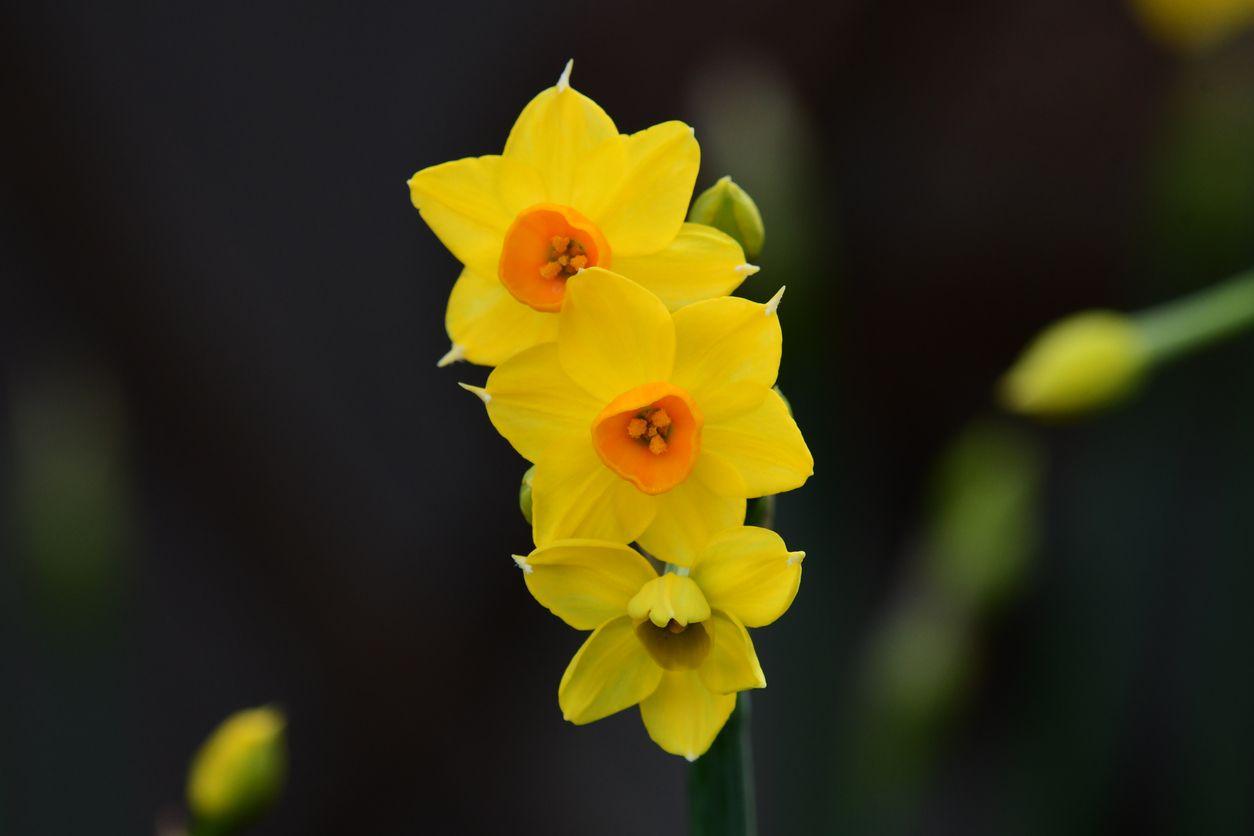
[786,550,806,566]
[735,263,760,278]
[457,382,491,404]
[436,342,467,367]
[512,554,533,574]
[764,285,786,316]
[685,752,698,762]
[556,59,573,92]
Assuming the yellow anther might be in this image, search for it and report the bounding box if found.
[539,262,562,279]
[551,235,570,252]
[649,434,668,455]
[627,417,648,438]
[666,619,686,634]
[649,409,671,429]
[570,255,587,270]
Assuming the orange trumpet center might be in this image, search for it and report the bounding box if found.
[498,204,611,312]
[591,382,703,495]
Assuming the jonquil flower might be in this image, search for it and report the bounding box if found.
[409,60,758,367]
[464,268,812,564]
[515,526,804,759]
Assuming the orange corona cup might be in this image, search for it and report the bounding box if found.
[592,382,702,495]
[499,204,611,312]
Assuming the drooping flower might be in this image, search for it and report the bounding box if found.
[514,526,804,759]
[465,267,812,565]
[409,60,758,367]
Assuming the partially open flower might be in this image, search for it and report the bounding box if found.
[514,527,804,759]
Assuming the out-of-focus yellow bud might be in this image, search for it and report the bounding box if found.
[187,706,286,831]
[1129,0,1254,52]
[688,175,765,260]
[1000,311,1148,418]
[519,464,536,525]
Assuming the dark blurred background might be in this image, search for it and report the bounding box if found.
[3,1,1254,834]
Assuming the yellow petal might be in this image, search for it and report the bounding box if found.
[503,81,618,204]
[572,122,699,258]
[627,574,711,628]
[639,670,735,760]
[517,540,657,630]
[670,293,781,420]
[531,440,658,546]
[483,343,601,462]
[446,268,560,367]
[558,268,675,402]
[703,389,813,498]
[615,223,753,312]
[408,155,543,278]
[691,527,803,628]
[559,615,662,724]
[698,610,766,695]
[636,477,745,567]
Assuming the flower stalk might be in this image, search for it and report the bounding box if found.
[689,692,757,836]
[1137,267,1254,363]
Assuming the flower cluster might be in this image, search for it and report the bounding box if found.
[409,61,813,759]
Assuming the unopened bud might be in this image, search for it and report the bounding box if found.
[187,706,286,831]
[1000,311,1148,418]
[688,175,765,260]
[519,465,536,526]
[1128,0,1254,52]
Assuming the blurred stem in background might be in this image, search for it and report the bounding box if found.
[1000,266,1254,419]
[841,423,1044,833]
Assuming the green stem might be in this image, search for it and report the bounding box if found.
[688,692,757,836]
[1137,268,1254,363]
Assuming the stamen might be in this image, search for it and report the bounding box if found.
[649,409,671,429]
[649,434,668,455]
[627,417,648,438]
[538,236,590,281]
[665,619,686,634]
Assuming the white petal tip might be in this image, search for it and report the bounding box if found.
[512,554,533,574]
[786,550,806,567]
[685,753,698,763]
[735,263,760,278]
[556,59,573,92]
[436,343,467,367]
[458,382,491,404]
[764,285,786,316]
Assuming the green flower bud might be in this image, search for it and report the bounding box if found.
[1000,311,1148,418]
[688,175,765,260]
[519,465,536,526]
[187,706,286,832]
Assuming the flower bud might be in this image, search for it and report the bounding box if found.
[688,176,765,260]
[187,706,286,831]
[1000,311,1148,418]
[519,465,536,526]
[1128,0,1254,52]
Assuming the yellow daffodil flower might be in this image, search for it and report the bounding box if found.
[464,268,812,565]
[514,526,804,759]
[409,60,758,367]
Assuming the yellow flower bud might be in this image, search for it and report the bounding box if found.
[1000,311,1148,418]
[688,175,765,260]
[1129,0,1254,52]
[187,706,286,830]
